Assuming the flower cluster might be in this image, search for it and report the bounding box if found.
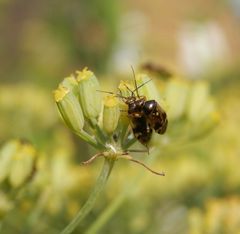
[54,67,219,176]
[189,196,240,234]
[0,139,37,188]
[54,67,165,175]
[162,77,219,145]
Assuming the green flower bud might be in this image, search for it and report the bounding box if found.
[77,68,102,120]
[9,142,37,188]
[0,140,19,183]
[103,96,120,134]
[118,80,134,97]
[61,75,78,93]
[51,149,71,191]
[118,81,132,125]
[165,78,190,120]
[54,76,84,134]
[0,192,13,218]
[136,73,161,103]
[200,110,220,131]
[187,81,214,122]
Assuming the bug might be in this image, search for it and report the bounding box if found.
[141,62,172,79]
[98,68,168,148]
[118,68,168,147]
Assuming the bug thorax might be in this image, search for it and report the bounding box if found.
[125,96,146,118]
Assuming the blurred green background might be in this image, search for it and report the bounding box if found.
[0,0,240,233]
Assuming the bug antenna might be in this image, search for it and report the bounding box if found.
[132,79,152,93]
[123,84,134,97]
[96,90,127,99]
[130,65,140,98]
[96,90,115,95]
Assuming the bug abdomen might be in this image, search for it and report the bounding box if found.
[143,100,157,115]
[131,116,152,145]
[143,100,168,134]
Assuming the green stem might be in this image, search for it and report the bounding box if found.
[27,188,51,226]
[122,137,137,150]
[60,158,115,234]
[84,188,128,234]
[91,119,109,145]
[75,130,105,150]
[120,123,129,146]
[85,149,161,234]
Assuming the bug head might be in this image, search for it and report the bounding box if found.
[124,95,137,105]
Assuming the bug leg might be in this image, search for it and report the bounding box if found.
[81,153,104,165]
[125,149,148,153]
[145,145,150,155]
[118,154,165,176]
[129,158,165,176]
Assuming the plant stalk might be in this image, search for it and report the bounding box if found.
[60,158,115,234]
[85,149,161,234]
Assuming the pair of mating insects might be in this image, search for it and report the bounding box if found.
[104,70,168,148]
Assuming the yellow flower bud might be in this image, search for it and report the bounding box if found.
[165,78,190,120]
[0,140,19,183]
[77,68,102,120]
[103,96,120,134]
[118,80,134,97]
[9,142,37,188]
[51,149,71,191]
[0,192,13,218]
[136,73,161,103]
[54,76,84,133]
[118,81,132,125]
[187,81,214,122]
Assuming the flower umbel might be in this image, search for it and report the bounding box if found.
[54,67,166,175]
[0,139,37,188]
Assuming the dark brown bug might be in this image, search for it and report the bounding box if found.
[117,80,150,146]
[141,62,172,79]
[98,68,168,147]
[119,69,168,147]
